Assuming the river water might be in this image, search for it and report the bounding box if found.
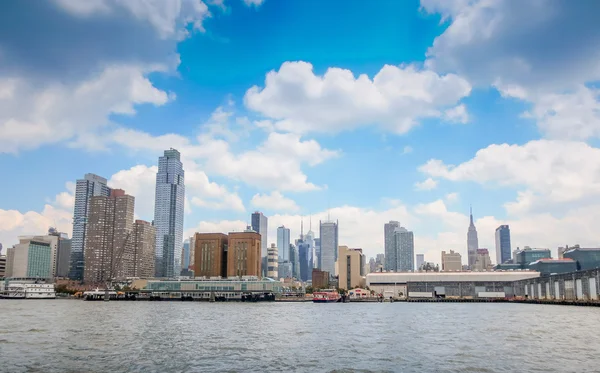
[0,300,598,373]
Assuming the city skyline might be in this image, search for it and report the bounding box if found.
[2,1,600,265]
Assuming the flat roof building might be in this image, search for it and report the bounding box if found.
[194,233,228,278]
[228,231,261,278]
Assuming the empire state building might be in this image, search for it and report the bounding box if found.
[467,206,479,269]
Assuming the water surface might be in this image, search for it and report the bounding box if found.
[0,300,598,372]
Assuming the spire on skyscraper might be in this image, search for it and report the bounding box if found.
[469,204,474,225]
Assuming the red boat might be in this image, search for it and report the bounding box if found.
[312,290,341,303]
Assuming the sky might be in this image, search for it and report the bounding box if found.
[2,0,600,264]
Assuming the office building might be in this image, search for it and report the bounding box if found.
[181,239,191,275]
[384,221,400,271]
[314,238,321,269]
[473,249,492,271]
[563,247,600,271]
[70,173,111,281]
[278,261,292,279]
[441,250,462,271]
[338,246,363,290]
[131,220,156,278]
[9,240,53,278]
[251,211,268,259]
[416,254,425,270]
[277,226,290,261]
[516,247,551,266]
[154,148,185,278]
[529,258,577,276]
[394,226,414,271]
[467,207,479,269]
[312,269,330,289]
[305,217,315,270]
[227,228,261,278]
[84,189,135,284]
[266,243,278,279]
[188,235,196,272]
[298,241,311,281]
[495,225,512,265]
[193,233,228,278]
[290,244,300,279]
[319,220,338,275]
[55,238,72,278]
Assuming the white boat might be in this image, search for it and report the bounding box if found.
[0,282,56,299]
[83,288,118,301]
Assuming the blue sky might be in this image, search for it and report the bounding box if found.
[2,0,600,263]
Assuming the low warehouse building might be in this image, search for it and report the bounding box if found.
[366,271,540,299]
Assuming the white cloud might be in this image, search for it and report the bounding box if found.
[54,0,211,38]
[244,61,471,134]
[251,191,300,212]
[420,139,600,214]
[402,146,413,154]
[445,192,459,203]
[243,0,265,7]
[443,104,469,124]
[414,178,438,191]
[0,65,172,154]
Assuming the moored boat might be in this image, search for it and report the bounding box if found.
[0,279,56,299]
[312,290,341,303]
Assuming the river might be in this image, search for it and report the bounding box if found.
[0,300,598,372]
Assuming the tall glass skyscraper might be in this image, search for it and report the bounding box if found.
[69,173,110,281]
[276,225,290,261]
[495,225,511,265]
[251,211,268,258]
[394,227,414,271]
[384,221,400,271]
[319,220,338,275]
[153,149,185,278]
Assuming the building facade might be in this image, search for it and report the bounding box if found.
[266,244,278,279]
[193,233,228,278]
[0,255,5,278]
[467,207,479,269]
[516,248,551,266]
[394,227,414,271]
[563,247,600,271]
[131,220,156,278]
[473,249,492,271]
[84,189,135,284]
[441,250,462,271]
[276,226,290,261]
[338,246,363,290]
[181,239,191,275]
[319,220,338,275]
[495,225,512,265]
[251,211,268,260]
[416,254,425,270]
[227,230,261,278]
[529,258,577,276]
[384,221,400,271]
[153,148,185,278]
[314,238,321,269]
[8,241,53,278]
[312,269,330,289]
[298,241,311,281]
[70,173,111,281]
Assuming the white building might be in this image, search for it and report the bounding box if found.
[153,149,185,278]
[319,220,338,275]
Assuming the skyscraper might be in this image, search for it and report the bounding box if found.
[495,225,512,265]
[181,239,191,274]
[251,211,268,259]
[394,226,414,271]
[319,220,338,275]
[305,218,315,270]
[384,221,400,271]
[277,225,290,261]
[154,148,185,278]
[84,189,135,284]
[314,238,321,269]
[416,254,425,270]
[131,220,156,278]
[70,173,111,281]
[467,206,479,269]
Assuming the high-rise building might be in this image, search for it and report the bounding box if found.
[131,220,156,278]
[495,225,511,265]
[314,238,321,269]
[188,235,196,272]
[193,233,228,278]
[9,240,53,278]
[305,220,315,270]
[266,243,278,279]
[473,249,492,271]
[84,189,135,284]
[0,255,5,278]
[416,254,425,270]
[441,250,462,271]
[338,246,363,290]
[5,247,15,278]
[20,232,59,278]
[298,241,311,281]
[384,221,400,271]
[290,243,300,279]
[227,228,261,278]
[277,226,290,261]
[394,227,414,271]
[319,220,338,275]
[70,173,111,281]
[55,238,72,278]
[181,239,191,275]
[154,148,185,278]
[251,211,268,260]
[467,206,479,269]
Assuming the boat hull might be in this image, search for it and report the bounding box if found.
[312,298,340,303]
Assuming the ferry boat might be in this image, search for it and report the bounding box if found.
[0,280,56,299]
[83,288,118,301]
[312,290,341,303]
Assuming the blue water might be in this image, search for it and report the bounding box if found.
[0,300,598,372]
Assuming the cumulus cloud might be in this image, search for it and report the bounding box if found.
[420,139,600,214]
[251,191,300,212]
[445,192,459,203]
[244,61,471,134]
[414,178,438,191]
[0,205,72,251]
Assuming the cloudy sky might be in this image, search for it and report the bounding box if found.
[2,0,600,264]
